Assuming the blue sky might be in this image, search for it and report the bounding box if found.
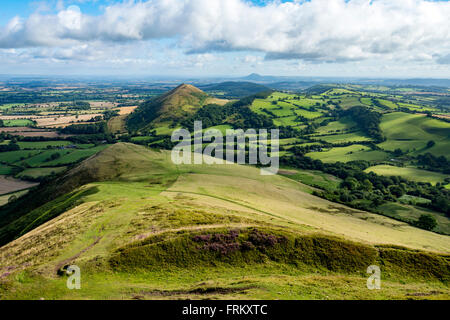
[0,0,449,77]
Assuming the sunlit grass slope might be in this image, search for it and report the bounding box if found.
[0,143,449,300]
[378,112,450,157]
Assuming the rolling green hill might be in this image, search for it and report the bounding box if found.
[126,84,228,132]
[378,112,450,157]
[0,143,449,300]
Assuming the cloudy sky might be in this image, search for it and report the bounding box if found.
[0,0,449,78]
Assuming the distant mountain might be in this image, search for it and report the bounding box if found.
[198,81,270,98]
[127,84,225,131]
[240,73,280,82]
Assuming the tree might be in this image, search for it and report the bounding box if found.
[341,177,359,191]
[430,195,450,216]
[393,148,403,157]
[427,140,436,148]
[363,179,373,192]
[388,185,404,198]
[415,214,437,231]
[0,119,4,127]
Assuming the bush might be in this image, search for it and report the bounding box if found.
[415,214,437,231]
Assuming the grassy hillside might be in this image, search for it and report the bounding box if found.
[0,143,449,300]
[378,112,450,157]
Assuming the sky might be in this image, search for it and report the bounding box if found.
[0,0,449,78]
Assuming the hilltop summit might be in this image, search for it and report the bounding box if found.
[127,83,224,131]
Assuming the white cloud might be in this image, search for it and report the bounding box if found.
[0,0,449,74]
[58,5,82,31]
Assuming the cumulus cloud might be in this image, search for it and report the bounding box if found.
[0,0,449,66]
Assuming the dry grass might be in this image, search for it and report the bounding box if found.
[89,101,118,109]
[35,115,103,128]
[205,97,229,106]
[117,106,137,115]
[107,115,128,134]
[0,114,103,128]
[0,127,66,138]
[0,127,43,132]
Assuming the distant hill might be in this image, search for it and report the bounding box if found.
[198,81,270,98]
[127,84,227,132]
[240,73,280,82]
[304,84,336,95]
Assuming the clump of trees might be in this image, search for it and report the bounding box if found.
[416,153,450,174]
[45,152,61,162]
[103,110,119,121]
[342,106,385,142]
[59,101,90,110]
[60,122,107,135]
[415,214,437,231]
[182,92,274,131]
[0,141,20,152]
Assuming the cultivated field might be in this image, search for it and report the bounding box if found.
[365,165,449,185]
[0,175,38,195]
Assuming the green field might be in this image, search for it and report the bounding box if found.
[378,112,450,157]
[204,125,234,135]
[18,150,73,167]
[17,141,71,150]
[294,109,323,119]
[273,116,298,126]
[339,96,363,109]
[0,103,27,110]
[0,150,42,164]
[287,97,322,109]
[313,132,372,144]
[307,145,389,163]
[377,202,450,235]
[377,99,398,109]
[0,164,13,175]
[16,167,67,179]
[43,145,109,166]
[314,117,357,135]
[365,165,449,185]
[280,168,342,191]
[3,119,35,127]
